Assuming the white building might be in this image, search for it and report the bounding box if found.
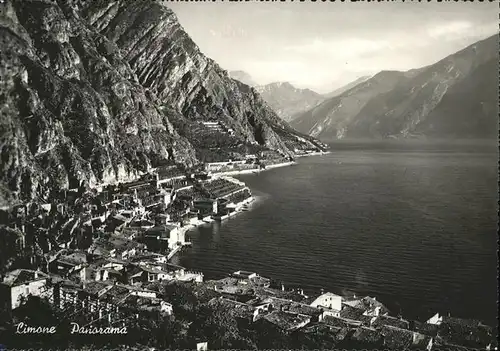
[197,341,208,351]
[0,269,51,310]
[426,312,443,325]
[165,225,184,249]
[310,292,342,316]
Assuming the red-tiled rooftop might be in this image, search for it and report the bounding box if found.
[262,297,323,317]
[58,251,89,265]
[351,326,383,344]
[372,315,410,330]
[416,322,439,337]
[437,316,494,349]
[257,310,311,331]
[99,285,132,303]
[322,315,362,328]
[83,281,111,296]
[380,325,414,350]
[208,297,254,319]
[339,304,365,320]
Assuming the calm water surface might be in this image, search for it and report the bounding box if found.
[175,141,498,324]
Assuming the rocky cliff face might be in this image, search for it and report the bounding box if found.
[0,0,322,208]
[82,1,322,152]
[0,0,196,207]
[292,35,498,140]
[255,82,325,122]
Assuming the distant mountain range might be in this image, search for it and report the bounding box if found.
[228,72,378,122]
[291,35,498,140]
[324,76,372,98]
[255,82,325,122]
[229,70,258,87]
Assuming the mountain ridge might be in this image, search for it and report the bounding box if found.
[255,81,325,122]
[291,35,498,140]
[0,0,324,207]
[324,75,372,98]
[291,70,410,138]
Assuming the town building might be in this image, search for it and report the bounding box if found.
[144,224,184,250]
[310,292,342,317]
[0,269,51,310]
[88,236,146,260]
[255,310,312,331]
[193,198,218,216]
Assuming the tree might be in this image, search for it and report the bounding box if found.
[249,318,291,349]
[188,303,257,350]
[161,282,198,320]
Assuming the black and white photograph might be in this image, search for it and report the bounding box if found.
[0,0,498,350]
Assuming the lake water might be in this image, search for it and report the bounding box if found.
[175,140,498,325]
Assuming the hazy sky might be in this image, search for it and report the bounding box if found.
[168,2,498,93]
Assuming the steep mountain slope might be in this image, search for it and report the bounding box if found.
[81,1,323,151]
[228,70,257,87]
[255,82,325,122]
[291,71,411,138]
[0,0,198,207]
[348,35,498,139]
[324,75,371,98]
[292,35,498,140]
[414,58,498,138]
[0,0,323,207]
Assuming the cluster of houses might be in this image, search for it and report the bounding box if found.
[0,163,257,338]
[202,271,496,351]
[1,261,496,350]
[94,166,252,251]
[202,145,327,175]
[2,152,493,350]
[204,150,294,174]
[0,235,206,316]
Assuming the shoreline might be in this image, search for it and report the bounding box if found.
[210,150,330,177]
[295,150,331,158]
[211,151,331,177]
[169,196,256,261]
[170,151,329,260]
[211,161,295,177]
